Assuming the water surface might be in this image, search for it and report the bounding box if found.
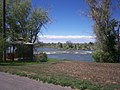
[35,47,94,62]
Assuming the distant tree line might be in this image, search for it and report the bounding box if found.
[35,41,95,50]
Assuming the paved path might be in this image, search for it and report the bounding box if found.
[0,72,72,90]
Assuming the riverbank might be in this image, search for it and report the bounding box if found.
[0,59,120,90]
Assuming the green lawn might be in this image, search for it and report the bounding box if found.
[0,59,120,90]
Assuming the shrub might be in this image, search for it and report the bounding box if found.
[92,50,117,63]
[36,53,48,62]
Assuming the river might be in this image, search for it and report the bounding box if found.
[35,47,94,62]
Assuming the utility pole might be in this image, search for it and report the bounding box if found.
[2,0,6,62]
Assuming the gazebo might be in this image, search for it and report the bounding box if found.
[6,38,34,61]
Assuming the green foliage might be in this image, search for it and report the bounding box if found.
[0,0,49,61]
[36,53,48,62]
[28,8,49,43]
[86,0,118,63]
[0,36,4,60]
[40,42,95,50]
[92,50,117,63]
[57,42,63,48]
[66,41,73,49]
[6,0,32,41]
[0,0,49,43]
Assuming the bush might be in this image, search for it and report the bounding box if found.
[92,50,117,63]
[36,53,48,62]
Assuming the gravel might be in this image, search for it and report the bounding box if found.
[0,72,73,90]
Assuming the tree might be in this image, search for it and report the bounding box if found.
[0,0,49,60]
[66,41,73,49]
[5,0,31,42]
[28,8,49,43]
[57,42,63,48]
[86,0,118,63]
[0,0,49,43]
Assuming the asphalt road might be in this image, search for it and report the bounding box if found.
[0,72,72,90]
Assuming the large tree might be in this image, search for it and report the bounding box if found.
[0,0,49,60]
[86,0,118,63]
[28,8,49,43]
[0,0,49,43]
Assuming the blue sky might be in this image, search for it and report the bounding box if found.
[31,0,119,43]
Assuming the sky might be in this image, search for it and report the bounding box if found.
[31,0,119,43]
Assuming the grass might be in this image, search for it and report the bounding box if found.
[0,58,60,66]
[0,59,120,90]
[0,61,38,66]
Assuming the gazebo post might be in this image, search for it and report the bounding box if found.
[12,44,15,61]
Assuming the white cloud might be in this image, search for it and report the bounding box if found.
[38,35,95,43]
[39,35,95,39]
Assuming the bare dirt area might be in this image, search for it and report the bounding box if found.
[0,60,120,89]
[47,61,120,85]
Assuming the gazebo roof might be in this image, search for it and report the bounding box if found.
[8,41,34,45]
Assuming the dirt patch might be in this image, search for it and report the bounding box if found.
[46,61,120,85]
[1,61,120,87]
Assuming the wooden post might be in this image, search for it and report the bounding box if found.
[12,44,15,61]
[31,45,33,61]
